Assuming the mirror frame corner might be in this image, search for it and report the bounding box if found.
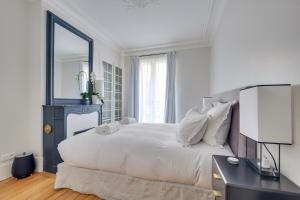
[46,11,94,105]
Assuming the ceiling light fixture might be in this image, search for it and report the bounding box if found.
[122,0,158,8]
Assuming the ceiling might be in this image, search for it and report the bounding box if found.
[60,0,224,50]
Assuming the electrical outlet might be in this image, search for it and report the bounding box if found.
[0,152,15,162]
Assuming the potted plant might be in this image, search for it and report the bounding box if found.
[80,92,91,105]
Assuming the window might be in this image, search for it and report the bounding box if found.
[103,61,113,123]
[138,54,167,123]
[114,67,122,121]
[102,61,122,123]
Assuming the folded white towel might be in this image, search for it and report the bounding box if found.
[120,117,137,125]
[95,124,110,135]
[95,122,121,135]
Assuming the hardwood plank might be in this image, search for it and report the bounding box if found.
[85,196,101,200]
[29,186,58,200]
[55,190,80,200]
[46,189,70,200]
[41,172,56,178]
[0,174,44,198]
[0,173,103,200]
[11,178,54,200]
[75,194,93,200]
[0,177,14,187]
[0,176,33,193]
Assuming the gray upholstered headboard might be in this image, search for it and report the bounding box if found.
[210,87,256,158]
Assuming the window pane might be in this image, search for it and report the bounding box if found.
[114,66,122,121]
[103,61,113,122]
[138,55,167,123]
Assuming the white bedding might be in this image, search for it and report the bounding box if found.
[58,123,233,189]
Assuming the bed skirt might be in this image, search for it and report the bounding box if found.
[55,163,214,200]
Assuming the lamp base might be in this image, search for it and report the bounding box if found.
[247,158,280,180]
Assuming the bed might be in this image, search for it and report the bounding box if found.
[54,88,256,200]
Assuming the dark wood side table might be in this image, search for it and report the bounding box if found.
[212,155,300,200]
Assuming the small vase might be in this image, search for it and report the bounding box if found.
[92,95,100,104]
[81,98,90,105]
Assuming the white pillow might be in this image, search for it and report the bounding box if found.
[95,121,120,135]
[201,97,219,113]
[185,106,200,117]
[177,110,208,146]
[203,101,236,146]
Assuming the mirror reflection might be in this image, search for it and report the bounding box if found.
[54,23,90,99]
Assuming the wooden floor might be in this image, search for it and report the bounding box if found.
[0,173,103,200]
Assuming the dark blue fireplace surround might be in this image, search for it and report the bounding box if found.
[43,104,102,173]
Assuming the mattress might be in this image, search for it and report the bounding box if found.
[58,123,233,189]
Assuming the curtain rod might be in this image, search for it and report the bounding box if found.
[139,53,167,58]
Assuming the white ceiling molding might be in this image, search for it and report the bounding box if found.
[61,0,226,49]
[123,39,210,56]
[42,0,122,52]
[41,0,227,52]
[206,0,227,40]
[200,0,215,41]
[58,0,122,48]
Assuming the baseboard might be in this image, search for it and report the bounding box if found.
[0,161,13,181]
[0,156,43,181]
[35,156,43,172]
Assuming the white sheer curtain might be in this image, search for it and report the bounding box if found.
[138,54,167,123]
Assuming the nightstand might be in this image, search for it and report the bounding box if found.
[212,155,300,200]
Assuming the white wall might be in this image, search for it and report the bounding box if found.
[123,47,211,122]
[0,0,42,180]
[27,0,43,173]
[211,0,300,186]
[175,47,210,122]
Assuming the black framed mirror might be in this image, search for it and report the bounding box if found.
[46,11,93,105]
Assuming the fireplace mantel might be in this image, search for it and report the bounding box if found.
[42,104,102,173]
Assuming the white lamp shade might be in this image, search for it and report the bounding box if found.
[240,85,292,144]
[95,80,104,95]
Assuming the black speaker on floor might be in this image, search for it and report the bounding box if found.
[12,152,35,179]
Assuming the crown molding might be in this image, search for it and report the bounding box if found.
[123,0,227,56]
[42,0,122,52]
[201,0,215,40]
[59,0,122,47]
[41,0,226,55]
[123,40,211,56]
[206,0,228,40]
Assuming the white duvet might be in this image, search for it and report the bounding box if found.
[58,123,233,189]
